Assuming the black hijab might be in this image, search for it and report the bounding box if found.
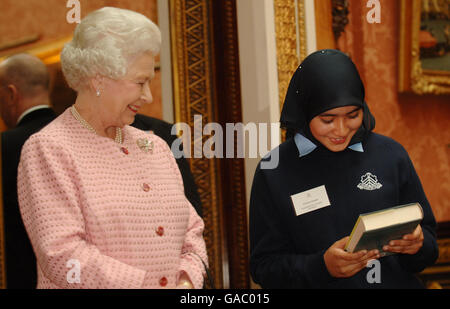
[280,49,375,145]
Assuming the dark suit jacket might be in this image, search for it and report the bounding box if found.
[131,114,202,217]
[1,108,56,289]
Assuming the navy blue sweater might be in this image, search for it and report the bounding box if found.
[249,133,438,289]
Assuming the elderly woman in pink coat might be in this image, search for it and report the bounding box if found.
[17,7,207,289]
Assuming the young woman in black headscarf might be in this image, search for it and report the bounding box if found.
[249,49,438,288]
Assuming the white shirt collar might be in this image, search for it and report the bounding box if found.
[294,133,364,157]
[16,105,51,125]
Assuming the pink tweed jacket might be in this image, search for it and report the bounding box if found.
[17,108,208,289]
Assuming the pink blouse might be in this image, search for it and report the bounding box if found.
[17,108,208,289]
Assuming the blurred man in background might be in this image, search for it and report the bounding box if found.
[0,53,56,288]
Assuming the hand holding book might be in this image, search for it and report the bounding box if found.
[324,225,424,278]
[382,225,424,255]
[344,203,424,257]
[324,203,425,278]
[324,236,380,278]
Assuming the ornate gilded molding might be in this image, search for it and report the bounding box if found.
[169,0,224,288]
[399,0,450,95]
[331,0,349,41]
[274,0,308,142]
[273,0,307,112]
[212,0,249,289]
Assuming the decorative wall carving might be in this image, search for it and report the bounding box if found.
[331,0,349,42]
[170,0,224,288]
[170,0,250,288]
[211,0,249,289]
[274,0,307,112]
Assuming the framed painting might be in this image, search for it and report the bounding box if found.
[399,0,450,95]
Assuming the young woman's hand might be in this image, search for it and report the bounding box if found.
[324,236,380,278]
[383,225,424,255]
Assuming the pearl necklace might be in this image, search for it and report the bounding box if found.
[70,105,123,144]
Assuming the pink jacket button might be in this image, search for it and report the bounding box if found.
[159,277,168,287]
[156,226,164,236]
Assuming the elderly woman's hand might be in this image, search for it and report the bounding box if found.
[176,272,194,289]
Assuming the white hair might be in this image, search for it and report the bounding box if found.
[61,7,161,91]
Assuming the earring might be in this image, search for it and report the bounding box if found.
[96,90,101,97]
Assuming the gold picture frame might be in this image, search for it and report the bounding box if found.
[399,0,450,95]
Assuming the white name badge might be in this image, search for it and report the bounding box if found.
[291,185,331,216]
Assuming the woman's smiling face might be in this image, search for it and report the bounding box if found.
[99,52,155,127]
[309,105,363,152]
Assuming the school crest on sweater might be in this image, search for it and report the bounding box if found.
[357,172,383,191]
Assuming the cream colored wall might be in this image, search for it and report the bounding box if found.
[237,0,280,288]
[304,0,317,54]
[236,0,280,221]
[157,0,174,124]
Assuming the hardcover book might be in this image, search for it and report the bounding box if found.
[345,203,423,257]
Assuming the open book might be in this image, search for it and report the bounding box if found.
[345,203,423,257]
